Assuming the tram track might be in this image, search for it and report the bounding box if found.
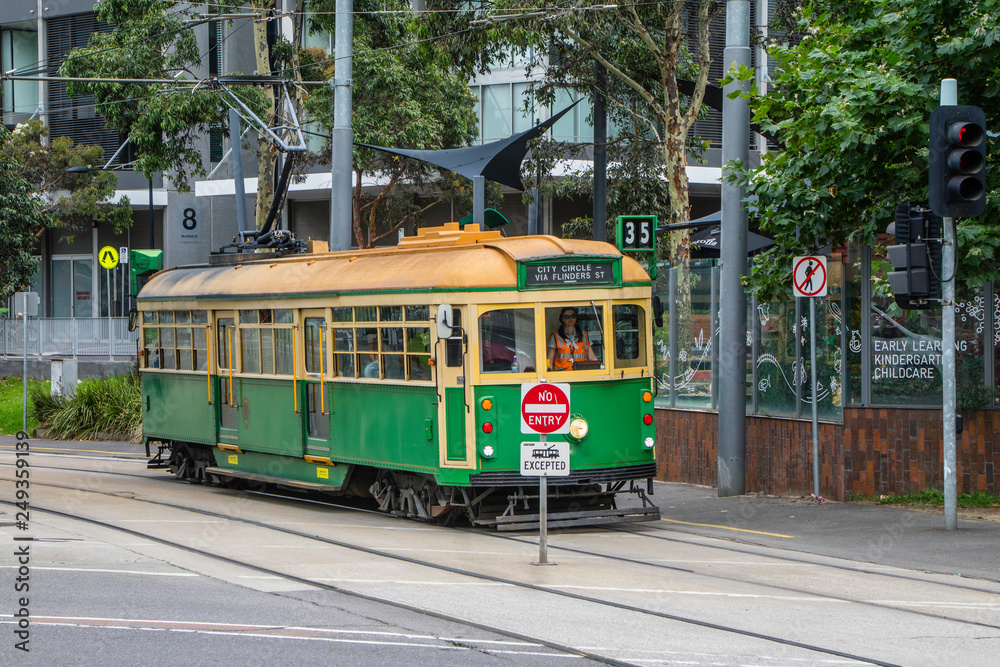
[4,457,1000,604]
[2,461,985,665]
[2,493,903,667]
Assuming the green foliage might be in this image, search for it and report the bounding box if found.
[733,0,1000,303]
[0,126,51,300]
[306,0,481,246]
[0,377,47,434]
[58,0,267,189]
[29,374,142,442]
[418,1,726,235]
[5,120,133,244]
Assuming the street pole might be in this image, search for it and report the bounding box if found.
[719,0,751,496]
[148,176,155,248]
[330,0,354,250]
[940,79,958,531]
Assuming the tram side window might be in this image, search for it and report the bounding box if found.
[381,326,405,379]
[217,318,235,370]
[406,327,431,380]
[143,325,160,368]
[304,318,327,375]
[479,308,536,373]
[358,326,379,378]
[240,309,294,375]
[613,304,646,368]
[331,327,353,377]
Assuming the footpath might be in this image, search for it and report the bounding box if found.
[652,481,1000,583]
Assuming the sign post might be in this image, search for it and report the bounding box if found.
[792,256,828,500]
[14,292,38,434]
[99,246,120,360]
[520,382,571,565]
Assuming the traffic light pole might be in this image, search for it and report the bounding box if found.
[940,79,958,531]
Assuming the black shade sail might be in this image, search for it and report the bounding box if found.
[690,222,774,257]
[357,101,580,191]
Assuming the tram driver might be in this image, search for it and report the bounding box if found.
[546,307,598,371]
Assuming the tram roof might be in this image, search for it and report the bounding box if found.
[138,223,651,302]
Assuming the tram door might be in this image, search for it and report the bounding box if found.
[215,314,239,443]
[302,312,331,453]
[436,306,473,467]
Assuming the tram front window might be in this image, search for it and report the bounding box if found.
[544,305,604,371]
[479,308,536,373]
[613,304,647,368]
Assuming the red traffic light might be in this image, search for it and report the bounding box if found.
[929,105,988,218]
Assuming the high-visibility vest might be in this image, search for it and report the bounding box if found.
[550,330,590,371]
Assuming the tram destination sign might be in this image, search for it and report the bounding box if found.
[523,260,616,288]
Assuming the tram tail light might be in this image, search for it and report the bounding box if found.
[643,414,653,426]
[482,422,494,434]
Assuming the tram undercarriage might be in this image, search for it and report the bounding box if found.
[151,442,660,530]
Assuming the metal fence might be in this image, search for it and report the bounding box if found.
[0,318,138,358]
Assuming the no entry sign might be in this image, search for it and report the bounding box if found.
[792,255,828,298]
[520,383,571,434]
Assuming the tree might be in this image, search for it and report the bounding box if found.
[306,0,481,248]
[62,0,479,247]
[420,1,724,257]
[0,126,52,300]
[734,0,1000,304]
[4,121,133,244]
[0,121,134,300]
[59,0,271,223]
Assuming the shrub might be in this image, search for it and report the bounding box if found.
[31,373,142,442]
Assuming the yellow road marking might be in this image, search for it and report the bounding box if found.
[0,445,144,457]
[661,517,793,539]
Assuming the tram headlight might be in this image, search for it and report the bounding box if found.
[643,437,655,449]
[481,444,495,459]
[568,417,589,442]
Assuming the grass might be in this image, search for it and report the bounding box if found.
[873,488,1000,508]
[1,373,142,441]
[0,376,48,435]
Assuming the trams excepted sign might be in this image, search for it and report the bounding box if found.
[520,441,570,476]
[520,382,571,434]
[792,255,828,298]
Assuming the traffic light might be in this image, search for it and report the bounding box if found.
[887,201,942,310]
[929,105,987,218]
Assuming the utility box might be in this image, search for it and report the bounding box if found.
[129,249,163,296]
[51,359,79,399]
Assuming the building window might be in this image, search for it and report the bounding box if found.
[2,29,39,122]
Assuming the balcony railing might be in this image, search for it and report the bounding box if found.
[0,318,138,359]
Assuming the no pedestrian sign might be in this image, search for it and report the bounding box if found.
[792,255,827,298]
[520,382,571,434]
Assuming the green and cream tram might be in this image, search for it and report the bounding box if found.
[137,223,659,529]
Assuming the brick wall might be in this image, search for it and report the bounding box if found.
[656,407,1000,500]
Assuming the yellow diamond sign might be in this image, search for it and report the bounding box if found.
[98,245,119,270]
